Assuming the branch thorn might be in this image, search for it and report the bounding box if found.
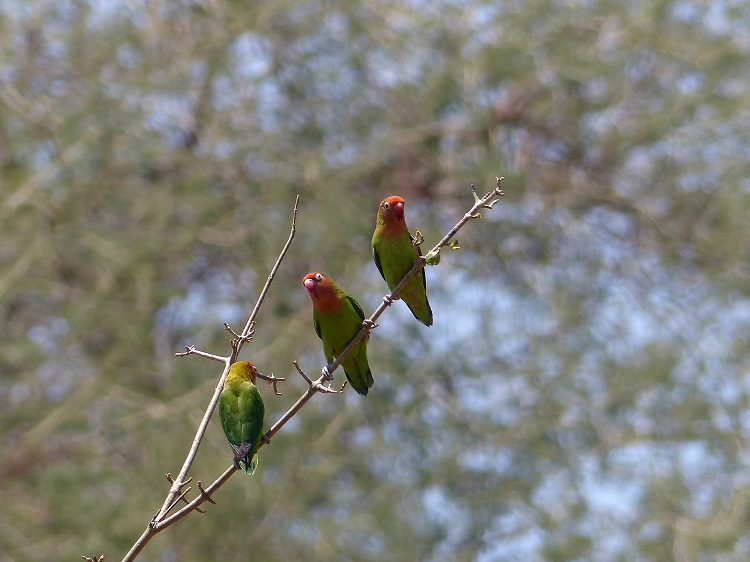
[197,481,217,505]
[175,345,196,357]
[471,180,481,203]
[165,473,192,488]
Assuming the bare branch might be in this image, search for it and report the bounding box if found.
[174,346,228,362]
[154,465,236,531]
[430,177,504,256]
[197,481,216,505]
[120,197,301,562]
[292,360,313,385]
[153,358,231,520]
[164,474,205,513]
[318,379,348,394]
[225,321,254,344]
[260,368,334,445]
[117,183,503,561]
[163,486,193,518]
[256,371,286,396]
[232,195,299,362]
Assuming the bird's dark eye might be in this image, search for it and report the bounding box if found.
[315,273,323,281]
[383,202,390,210]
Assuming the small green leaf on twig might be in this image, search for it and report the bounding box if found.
[449,241,461,250]
[425,249,441,265]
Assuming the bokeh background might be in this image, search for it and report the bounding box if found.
[2,1,750,560]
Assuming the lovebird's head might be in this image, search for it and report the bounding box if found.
[378,195,405,224]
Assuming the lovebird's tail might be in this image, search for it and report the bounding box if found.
[239,453,259,475]
[405,297,433,327]
[234,443,259,475]
[345,366,374,396]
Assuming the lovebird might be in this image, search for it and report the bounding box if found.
[303,272,374,396]
[372,195,433,326]
[218,360,265,474]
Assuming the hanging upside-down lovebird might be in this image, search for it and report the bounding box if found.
[303,272,374,396]
[218,360,265,474]
[371,195,433,326]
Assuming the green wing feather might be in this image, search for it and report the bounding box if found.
[346,294,365,321]
[313,292,373,395]
[313,313,322,340]
[372,228,433,326]
[339,294,372,394]
[372,243,385,280]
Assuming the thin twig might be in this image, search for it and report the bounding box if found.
[256,372,286,396]
[292,360,313,385]
[174,346,228,362]
[165,473,205,513]
[153,359,230,520]
[232,195,299,362]
[153,465,236,531]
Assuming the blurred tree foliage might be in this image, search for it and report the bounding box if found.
[2,0,750,560]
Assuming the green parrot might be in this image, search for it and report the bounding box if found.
[218,360,265,474]
[372,195,433,326]
[303,272,374,396]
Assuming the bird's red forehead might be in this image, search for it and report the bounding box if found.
[383,195,405,206]
[380,195,405,221]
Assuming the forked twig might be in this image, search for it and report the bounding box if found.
[174,346,226,362]
[256,372,286,396]
[232,196,299,362]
